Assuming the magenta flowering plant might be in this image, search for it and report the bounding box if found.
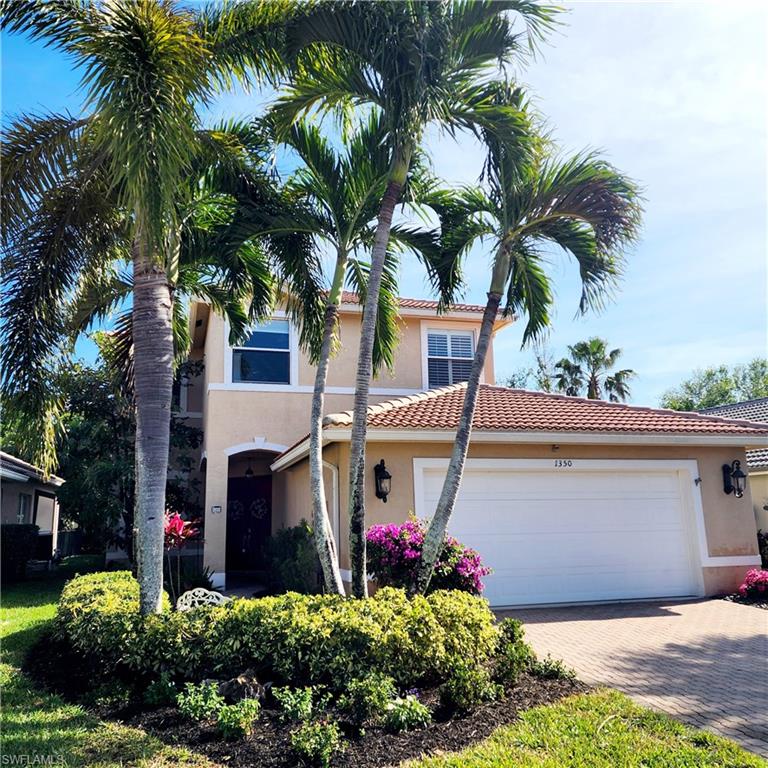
[737,568,768,600]
[366,517,491,595]
[163,512,201,605]
[164,512,200,550]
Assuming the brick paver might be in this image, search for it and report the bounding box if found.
[499,599,768,758]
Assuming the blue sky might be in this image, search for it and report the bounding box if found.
[2,1,766,406]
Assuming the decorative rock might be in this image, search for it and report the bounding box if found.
[218,669,266,702]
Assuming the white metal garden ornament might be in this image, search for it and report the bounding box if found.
[176,587,231,612]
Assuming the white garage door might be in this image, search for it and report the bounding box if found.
[416,459,701,607]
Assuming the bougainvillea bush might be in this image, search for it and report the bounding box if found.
[366,517,491,594]
[738,568,768,600]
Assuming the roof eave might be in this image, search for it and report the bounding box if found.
[271,428,767,472]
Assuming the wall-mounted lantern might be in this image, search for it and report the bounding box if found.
[722,460,747,498]
[374,459,392,503]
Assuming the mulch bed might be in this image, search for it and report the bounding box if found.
[25,630,586,767]
[123,675,585,768]
[723,594,768,610]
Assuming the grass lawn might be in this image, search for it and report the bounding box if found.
[406,688,765,768]
[0,558,217,768]
[2,563,763,768]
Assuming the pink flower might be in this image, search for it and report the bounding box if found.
[164,512,200,550]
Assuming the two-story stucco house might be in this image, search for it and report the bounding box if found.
[184,294,767,606]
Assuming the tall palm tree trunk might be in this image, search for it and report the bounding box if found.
[348,164,407,599]
[413,256,506,595]
[309,257,346,595]
[133,236,175,615]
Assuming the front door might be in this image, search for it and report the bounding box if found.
[226,476,272,572]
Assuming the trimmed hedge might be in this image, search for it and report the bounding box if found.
[56,572,499,688]
[1,524,39,582]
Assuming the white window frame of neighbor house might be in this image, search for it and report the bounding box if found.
[17,492,32,523]
[421,324,483,390]
[224,313,300,391]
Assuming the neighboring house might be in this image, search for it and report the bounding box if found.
[0,451,64,560]
[700,398,768,532]
[187,295,768,605]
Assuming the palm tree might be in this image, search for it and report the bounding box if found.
[555,338,635,401]
[221,115,452,593]
[413,101,642,594]
[0,0,305,614]
[2,116,317,612]
[274,0,558,597]
[552,358,584,397]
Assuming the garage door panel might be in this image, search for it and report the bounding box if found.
[425,469,681,499]
[430,498,688,537]
[418,463,699,606]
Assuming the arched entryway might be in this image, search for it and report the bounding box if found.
[225,448,281,580]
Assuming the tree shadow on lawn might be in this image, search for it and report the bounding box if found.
[610,634,768,741]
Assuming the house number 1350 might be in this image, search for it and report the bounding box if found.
[554,460,573,468]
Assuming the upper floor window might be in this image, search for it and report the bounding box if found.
[232,319,291,384]
[427,330,474,388]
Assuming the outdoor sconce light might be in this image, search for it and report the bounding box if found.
[722,460,747,498]
[374,459,392,503]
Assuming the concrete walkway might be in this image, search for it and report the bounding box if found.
[500,599,768,758]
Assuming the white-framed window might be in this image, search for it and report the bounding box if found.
[17,493,31,524]
[426,330,474,388]
[231,318,291,384]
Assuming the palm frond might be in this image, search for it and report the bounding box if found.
[68,264,133,336]
[1,112,91,240]
[75,1,209,251]
[345,252,401,374]
[1,165,125,400]
[505,241,553,344]
[196,0,300,90]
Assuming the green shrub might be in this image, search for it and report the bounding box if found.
[272,686,318,723]
[493,618,536,685]
[82,680,134,709]
[383,694,431,733]
[144,673,178,708]
[498,617,525,645]
[56,574,499,693]
[439,660,500,713]
[531,654,577,681]
[216,698,261,740]
[338,673,396,726]
[290,720,343,768]
[176,682,225,722]
[266,521,320,594]
[0,524,39,582]
[55,571,149,669]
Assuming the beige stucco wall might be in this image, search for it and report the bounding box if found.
[748,471,768,531]
[198,304,504,580]
[306,440,759,596]
[202,309,497,391]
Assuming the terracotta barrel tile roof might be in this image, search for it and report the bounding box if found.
[339,291,488,314]
[324,384,768,436]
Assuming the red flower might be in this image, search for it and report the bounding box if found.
[164,512,200,550]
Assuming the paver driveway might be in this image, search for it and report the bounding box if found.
[500,599,768,757]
